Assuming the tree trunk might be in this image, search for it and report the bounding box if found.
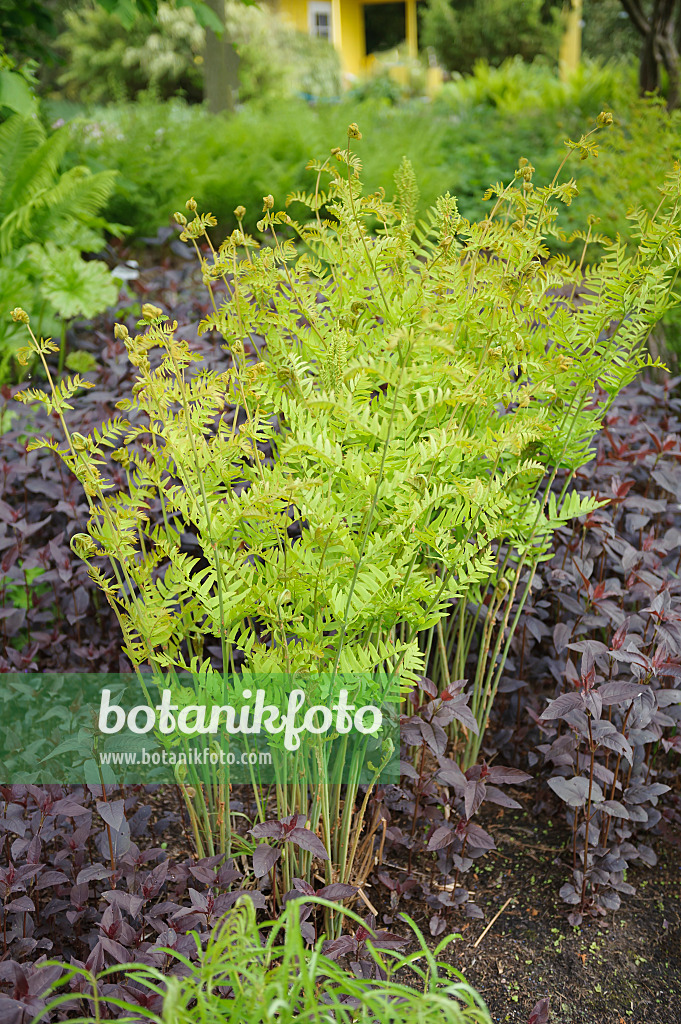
[639,22,661,94]
[620,0,681,109]
[204,0,240,114]
[658,4,681,108]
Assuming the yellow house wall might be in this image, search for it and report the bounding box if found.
[338,0,363,79]
[276,0,308,34]
[559,0,583,79]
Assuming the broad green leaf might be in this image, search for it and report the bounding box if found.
[0,68,36,116]
[29,243,117,320]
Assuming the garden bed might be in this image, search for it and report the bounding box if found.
[395,804,681,1023]
[3,163,681,1024]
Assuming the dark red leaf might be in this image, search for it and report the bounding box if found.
[317,883,357,900]
[529,997,550,1024]
[250,820,285,840]
[539,692,583,721]
[486,766,532,785]
[288,828,329,860]
[427,826,455,851]
[252,844,281,878]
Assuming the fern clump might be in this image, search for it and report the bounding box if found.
[0,114,121,380]
[14,117,681,872]
[17,115,681,690]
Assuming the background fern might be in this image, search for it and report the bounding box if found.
[0,114,122,379]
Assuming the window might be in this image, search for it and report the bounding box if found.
[308,1,333,42]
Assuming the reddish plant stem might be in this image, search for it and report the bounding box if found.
[581,717,596,909]
[452,832,469,900]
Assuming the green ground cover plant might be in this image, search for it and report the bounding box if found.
[438,56,634,115]
[36,898,493,1023]
[13,113,681,921]
[59,90,556,242]
[57,59,662,251]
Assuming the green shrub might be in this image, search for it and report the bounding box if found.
[0,0,59,69]
[0,114,120,380]
[56,0,205,104]
[430,59,681,268]
[421,0,561,75]
[582,0,639,62]
[39,899,493,1023]
[56,0,340,107]
[436,56,636,116]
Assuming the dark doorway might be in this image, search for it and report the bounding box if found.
[363,3,406,56]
